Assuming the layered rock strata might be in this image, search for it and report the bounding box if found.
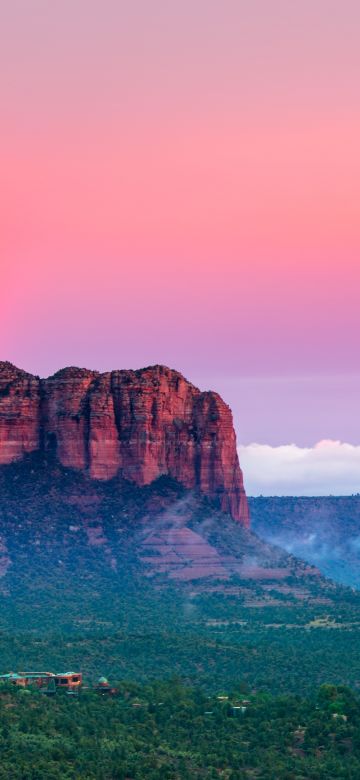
[0,362,249,525]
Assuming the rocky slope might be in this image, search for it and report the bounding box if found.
[0,362,249,524]
[0,454,327,621]
[0,456,359,698]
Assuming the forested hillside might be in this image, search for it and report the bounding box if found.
[1,680,359,779]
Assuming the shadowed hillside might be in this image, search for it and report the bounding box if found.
[2,455,360,694]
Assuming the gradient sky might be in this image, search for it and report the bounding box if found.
[1,1,360,447]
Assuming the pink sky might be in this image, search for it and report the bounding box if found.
[1,1,360,445]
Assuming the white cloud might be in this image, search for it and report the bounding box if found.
[238,440,360,496]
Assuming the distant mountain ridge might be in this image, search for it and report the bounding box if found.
[250,495,360,588]
[0,362,248,525]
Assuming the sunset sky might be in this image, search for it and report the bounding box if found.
[2,1,360,470]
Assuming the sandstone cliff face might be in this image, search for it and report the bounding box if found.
[0,363,41,465]
[0,363,249,525]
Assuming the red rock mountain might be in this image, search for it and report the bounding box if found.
[0,362,249,526]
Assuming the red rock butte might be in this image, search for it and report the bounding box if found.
[0,362,249,526]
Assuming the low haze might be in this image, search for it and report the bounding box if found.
[240,440,360,496]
